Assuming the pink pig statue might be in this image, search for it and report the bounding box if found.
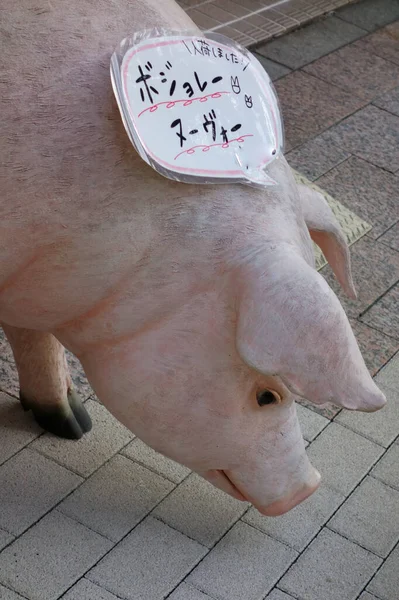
[0,0,386,515]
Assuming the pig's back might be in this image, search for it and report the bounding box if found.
[0,0,195,217]
[0,0,214,328]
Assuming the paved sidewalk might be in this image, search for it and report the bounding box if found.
[1,1,399,599]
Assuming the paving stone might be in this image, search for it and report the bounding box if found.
[31,399,133,477]
[306,423,384,495]
[0,448,82,536]
[274,71,365,150]
[0,529,13,552]
[296,403,329,442]
[349,319,399,376]
[371,441,399,491]
[320,237,399,319]
[256,17,366,69]
[168,582,214,600]
[87,516,206,600]
[337,0,399,32]
[0,585,26,600]
[358,593,380,600]
[195,0,248,22]
[205,24,254,48]
[0,510,112,600]
[379,221,399,252]
[329,476,399,557]
[279,528,382,600]
[186,8,221,30]
[304,42,399,101]
[361,282,399,339]
[243,484,344,552]
[317,156,399,240]
[355,23,399,66]
[321,105,399,173]
[336,384,398,447]
[375,350,399,391]
[59,454,173,542]
[358,594,380,600]
[286,135,350,181]
[0,391,41,465]
[297,398,341,420]
[187,521,297,600]
[368,544,399,600]
[121,437,190,483]
[374,85,399,117]
[266,591,296,600]
[152,472,247,548]
[61,578,121,600]
[252,53,291,81]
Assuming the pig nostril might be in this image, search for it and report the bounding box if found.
[257,390,281,407]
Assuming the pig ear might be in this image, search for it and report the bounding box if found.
[236,246,330,378]
[297,183,357,299]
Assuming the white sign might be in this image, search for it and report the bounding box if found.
[112,34,283,185]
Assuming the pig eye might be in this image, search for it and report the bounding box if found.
[257,389,281,407]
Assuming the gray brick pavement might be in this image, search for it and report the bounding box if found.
[306,422,384,495]
[375,351,399,391]
[168,583,215,600]
[0,449,82,536]
[367,544,399,600]
[358,593,381,600]
[58,454,173,542]
[0,531,13,553]
[371,441,399,490]
[335,383,399,447]
[266,591,297,600]
[296,403,329,442]
[0,392,41,466]
[152,473,248,548]
[0,585,27,600]
[121,437,190,483]
[87,517,206,600]
[279,528,382,600]
[31,400,133,477]
[328,476,399,557]
[61,579,121,600]
[187,521,297,600]
[243,484,344,552]
[0,511,113,600]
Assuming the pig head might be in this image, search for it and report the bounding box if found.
[70,165,386,517]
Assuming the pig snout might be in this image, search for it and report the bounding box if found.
[256,466,321,517]
[200,403,322,518]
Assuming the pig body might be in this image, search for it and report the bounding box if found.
[0,0,385,514]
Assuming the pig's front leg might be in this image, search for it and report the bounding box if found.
[1,325,91,439]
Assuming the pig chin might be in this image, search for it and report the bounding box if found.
[201,469,248,502]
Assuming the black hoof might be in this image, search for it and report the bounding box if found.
[20,388,92,440]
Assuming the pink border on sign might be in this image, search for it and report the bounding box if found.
[122,37,281,178]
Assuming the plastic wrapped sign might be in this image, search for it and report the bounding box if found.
[111,31,284,186]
